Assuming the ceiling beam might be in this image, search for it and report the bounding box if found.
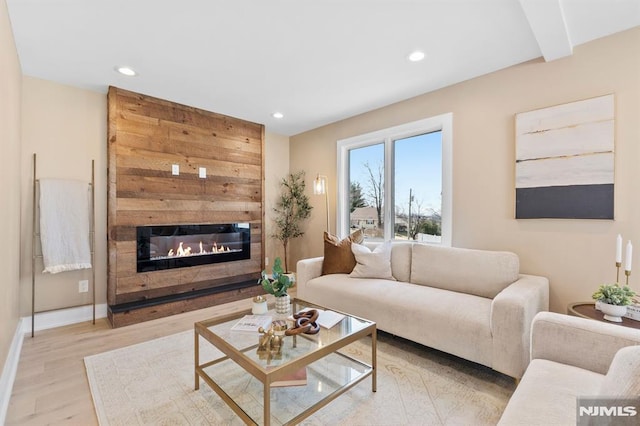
[519,0,573,62]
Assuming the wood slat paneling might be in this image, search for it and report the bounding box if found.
[116,199,262,212]
[114,272,262,304]
[108,285,264,328]
[107,87,264,326]
[114,211,262,226]
[115,149,262,179]
[115,175,261,202]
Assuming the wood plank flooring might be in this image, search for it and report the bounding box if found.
[6,295,262,425]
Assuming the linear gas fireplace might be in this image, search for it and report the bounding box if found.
[136,223,251,272]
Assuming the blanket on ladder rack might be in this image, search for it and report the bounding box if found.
[39,178,92,274]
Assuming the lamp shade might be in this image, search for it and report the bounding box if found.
[313,175,327,195]
[313,174,330,232]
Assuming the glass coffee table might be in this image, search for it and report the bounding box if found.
[194,298,377,425]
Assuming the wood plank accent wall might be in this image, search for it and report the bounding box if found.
[107,87,264,326]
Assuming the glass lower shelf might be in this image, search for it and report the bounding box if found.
[202,350,372,425]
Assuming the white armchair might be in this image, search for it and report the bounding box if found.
[498,311,640,425]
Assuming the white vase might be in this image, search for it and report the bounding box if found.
[274,294,290,314]
[600,303,627,322]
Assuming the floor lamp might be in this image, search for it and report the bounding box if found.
[313,174,329,232]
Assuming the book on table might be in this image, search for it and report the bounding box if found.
[230,315,273,332]
[269,366,307,387]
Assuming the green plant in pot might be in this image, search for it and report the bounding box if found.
[272,171,312,273]
[592,283,636,322]
[260,257,293,313]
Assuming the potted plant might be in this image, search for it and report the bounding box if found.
[260,257,294,313]
[592,283,636,322]
[272,171,313,273]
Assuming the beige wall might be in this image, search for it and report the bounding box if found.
[0,0,22,369]
[18,77,290,315]
[264,132,291,268]
[290,27,640,313]
[19,77,108,315]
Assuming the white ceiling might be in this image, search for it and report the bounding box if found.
[6,0,640,136]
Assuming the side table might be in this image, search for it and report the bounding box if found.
[567,302,640,330]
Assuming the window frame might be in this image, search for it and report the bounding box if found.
[336,113,453,245]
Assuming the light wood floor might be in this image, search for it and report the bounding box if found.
[6,296,259,425]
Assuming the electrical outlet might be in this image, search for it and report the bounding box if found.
[79,280,89,293]
[171,164,179,175]
[265,257,269,266]
[199,167,206,178]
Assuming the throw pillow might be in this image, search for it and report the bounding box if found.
[599,345,640,397]
[350,241,395,280]
[321,229,364,275]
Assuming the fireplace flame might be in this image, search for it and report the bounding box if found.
[167,241,233,258]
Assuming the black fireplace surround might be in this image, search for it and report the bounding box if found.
[136,223,250,272]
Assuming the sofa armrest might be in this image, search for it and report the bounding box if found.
[491,274,549,378]
[295,257,324,300]
[530,311,640,375]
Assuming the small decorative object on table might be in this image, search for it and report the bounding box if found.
[252,295,268,314]
[285,309,321,335]
[257,324,284,359]
[592,283,636,322]
[271,319,288,335]
[259,257,294,314]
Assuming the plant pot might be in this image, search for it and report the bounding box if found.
[600,302,627,322]
[284,272,296,286]
[274,294,290,314]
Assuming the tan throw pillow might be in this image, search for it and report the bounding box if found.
[321,229,364,275]
[350,241,395,280]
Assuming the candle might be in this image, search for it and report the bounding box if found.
[625,240,633,272]
[252,295,268,315]
[616,234,623,263]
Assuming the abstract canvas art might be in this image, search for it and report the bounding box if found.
[515,94,614,219]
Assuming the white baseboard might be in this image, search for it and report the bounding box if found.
[21,303,108,334]
[0,318,25,425]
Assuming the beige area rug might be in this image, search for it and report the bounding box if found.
[85,331,515,425]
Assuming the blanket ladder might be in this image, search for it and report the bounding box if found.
[31,153,96,337]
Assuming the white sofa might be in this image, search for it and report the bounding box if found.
[499,312,640,425]
[297,242,549,379]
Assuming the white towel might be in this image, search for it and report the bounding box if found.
[39,178,92,274]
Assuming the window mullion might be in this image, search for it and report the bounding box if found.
[384,137,394,241]
[336,143,350,237]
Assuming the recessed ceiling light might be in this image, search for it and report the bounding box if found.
[115,66,137,76]
[272,112,284,119]
[407,50,425,62]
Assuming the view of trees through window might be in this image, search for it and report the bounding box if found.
[348,131,443,242]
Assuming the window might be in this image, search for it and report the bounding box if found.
[337,113,452,245]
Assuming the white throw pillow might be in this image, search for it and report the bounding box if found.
[350,241,395,280]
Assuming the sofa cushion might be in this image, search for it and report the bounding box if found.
[321,229,364,275]
[364,241,412,283]
[351,241,394,280]
[410,244,519,299]
[498,359,604,426]
[600,345,640,397]
[303,274,493,368]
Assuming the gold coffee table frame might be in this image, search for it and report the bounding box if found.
[194,298,377,426]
